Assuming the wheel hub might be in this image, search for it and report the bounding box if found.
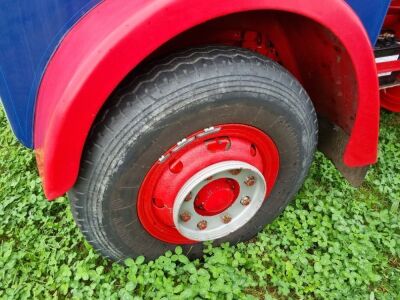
[194,178,239,216]
[173,161,266,241]
[137,124,280,244]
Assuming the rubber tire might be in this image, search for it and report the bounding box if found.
[69,46,318,262]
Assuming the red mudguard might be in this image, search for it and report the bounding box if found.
[34,0,379,199]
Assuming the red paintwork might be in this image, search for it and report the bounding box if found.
[376,60,400,74]
[380,0,400,112]
[35,0,379,199]
[136,124,279,244]
[384,1,400,36]
[381,87,400,112]
[194,178,240,216]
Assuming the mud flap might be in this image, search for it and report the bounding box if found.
[318,118,369,187]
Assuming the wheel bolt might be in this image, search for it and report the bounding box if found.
[184,192,192,202]
[222,214,232,224]
[180,211,191,222]
[240,196,251,206]
[244,175,256,186]
[197,220,207,230]
[229,169,241,175]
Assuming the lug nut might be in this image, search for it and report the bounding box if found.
[229,169,241,175]
[244,175,256,186]
[240,196,251,206]
[222,214,232,224]
[197,220,207,230]
[180,211,192,222]
[184,192,192,202]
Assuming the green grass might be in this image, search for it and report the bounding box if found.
[0,106,399,300]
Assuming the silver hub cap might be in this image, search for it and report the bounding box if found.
[172,161,267,241]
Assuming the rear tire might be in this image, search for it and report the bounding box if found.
[69,46,318,262]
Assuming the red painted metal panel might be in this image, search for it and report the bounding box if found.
[381,87,400,112]
[35,0,379,199]
[377,60,400,74]
[379,1,400,111]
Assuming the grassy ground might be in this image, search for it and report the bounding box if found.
[0,106,399,299]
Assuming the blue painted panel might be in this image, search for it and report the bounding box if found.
[346,0,391,44]
[0,0,100,148]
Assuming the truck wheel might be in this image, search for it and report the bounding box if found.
[69,46,318,261]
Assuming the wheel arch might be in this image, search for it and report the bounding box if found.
[34,0,379,199]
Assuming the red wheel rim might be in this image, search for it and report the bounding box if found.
[137,124,280,244]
